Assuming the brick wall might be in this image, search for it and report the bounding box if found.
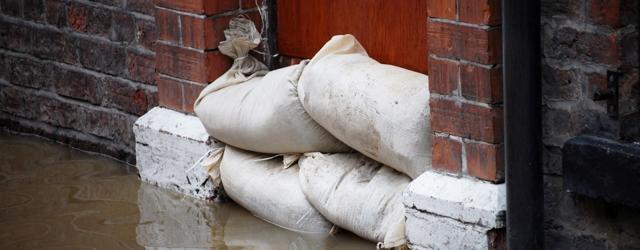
[153,0,263,114]
[541,0,640,248]
[426,0,504,183]
[0,0,157,163]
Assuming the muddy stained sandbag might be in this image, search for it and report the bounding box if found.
[298,152,410,248]
[219,146,333,234]
[297,34,431,179]
[194,16,349,154]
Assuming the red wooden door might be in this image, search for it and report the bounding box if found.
[277,0,429,73]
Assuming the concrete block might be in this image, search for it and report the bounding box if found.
[403,171,506,249]
[133,107,223,200]
[403,171,506,228]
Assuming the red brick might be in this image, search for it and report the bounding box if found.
[155,8,180,44]
[587,0,621,27]
[157,75,184,111]
[183,82,206,113]
[126,51,156,85]
[155,43,231,83]
[427,20,502,65]
[427,0,456,19]
[428,57,459,95]
[154,0,238,15]
[460,64,502,103]
[67,2,88,32]
[180,15,231,50]
[430,98,503,143]
[459,0,501,25]
[432,136,462,174]
[465,141,504,182]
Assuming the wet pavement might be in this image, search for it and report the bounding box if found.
[0,132,372,249]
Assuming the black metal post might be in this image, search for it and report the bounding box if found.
[503,0,543,249]
[264,0,278,69]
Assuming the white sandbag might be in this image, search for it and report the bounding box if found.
[195,64,350,154]
[298,152,410,248]
[298,34,431,179]
[194,16,349,154]
[220,146,333,234]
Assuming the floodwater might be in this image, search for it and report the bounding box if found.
[0,133,373,249]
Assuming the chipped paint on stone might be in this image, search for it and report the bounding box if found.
[133,107,224,200]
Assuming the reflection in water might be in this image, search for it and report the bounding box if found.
[0,133,373,249]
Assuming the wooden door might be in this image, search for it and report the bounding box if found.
[277,0,429,73]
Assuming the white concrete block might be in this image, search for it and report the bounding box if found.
[405,208,493,250]
[133,107,223,200]
[403,171,506,228]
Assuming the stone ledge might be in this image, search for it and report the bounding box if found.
[133,107,223,200]
[403,171,506,228]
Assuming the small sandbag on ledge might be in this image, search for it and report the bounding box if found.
[194,17,349,154]
[298,34,431,179]
[298,152,410,248]
[220,146,333,234]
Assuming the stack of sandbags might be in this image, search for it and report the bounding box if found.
[193,17,431,249]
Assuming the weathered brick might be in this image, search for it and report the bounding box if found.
[465,141,504,182]
[6,54,51,89]
[157,74,183,111]
[77,38,126,76]
[460,64,502,103]
[0,21,31,52]
[541,0,582,18]
[24,0,45,21]
[103,77,155,115]
[544,27,620,66]
[155,7,179,44]
[0,84,31,119]
[1,0,22,17]
[67,2,88,32]
[182,82,205,113]
[87,5,112,37]
[126,0,154,15]
[135,18,156,51]
[154,0,238,15]
[55,68,102,104]
[432,136,462,174]
[46,0,67,27]
[428,57,459,96]
[180,15,231,50]
[126,51,156,84]
[430,98,503,143]
[428,20,502,65]
[427,0,455,19]
[541,65,581,102]
[30,28,77,64]
[459,0,501,25]
[587,0,621,26]
[110,11,136,42]
[155,43,231,83]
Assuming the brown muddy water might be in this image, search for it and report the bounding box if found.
[0,133,373,249]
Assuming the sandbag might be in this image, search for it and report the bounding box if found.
[195,64,350,154]
[220,146,333,234]
[298,152,410,248]
[298,34,431,179]
[194,16,349,154]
